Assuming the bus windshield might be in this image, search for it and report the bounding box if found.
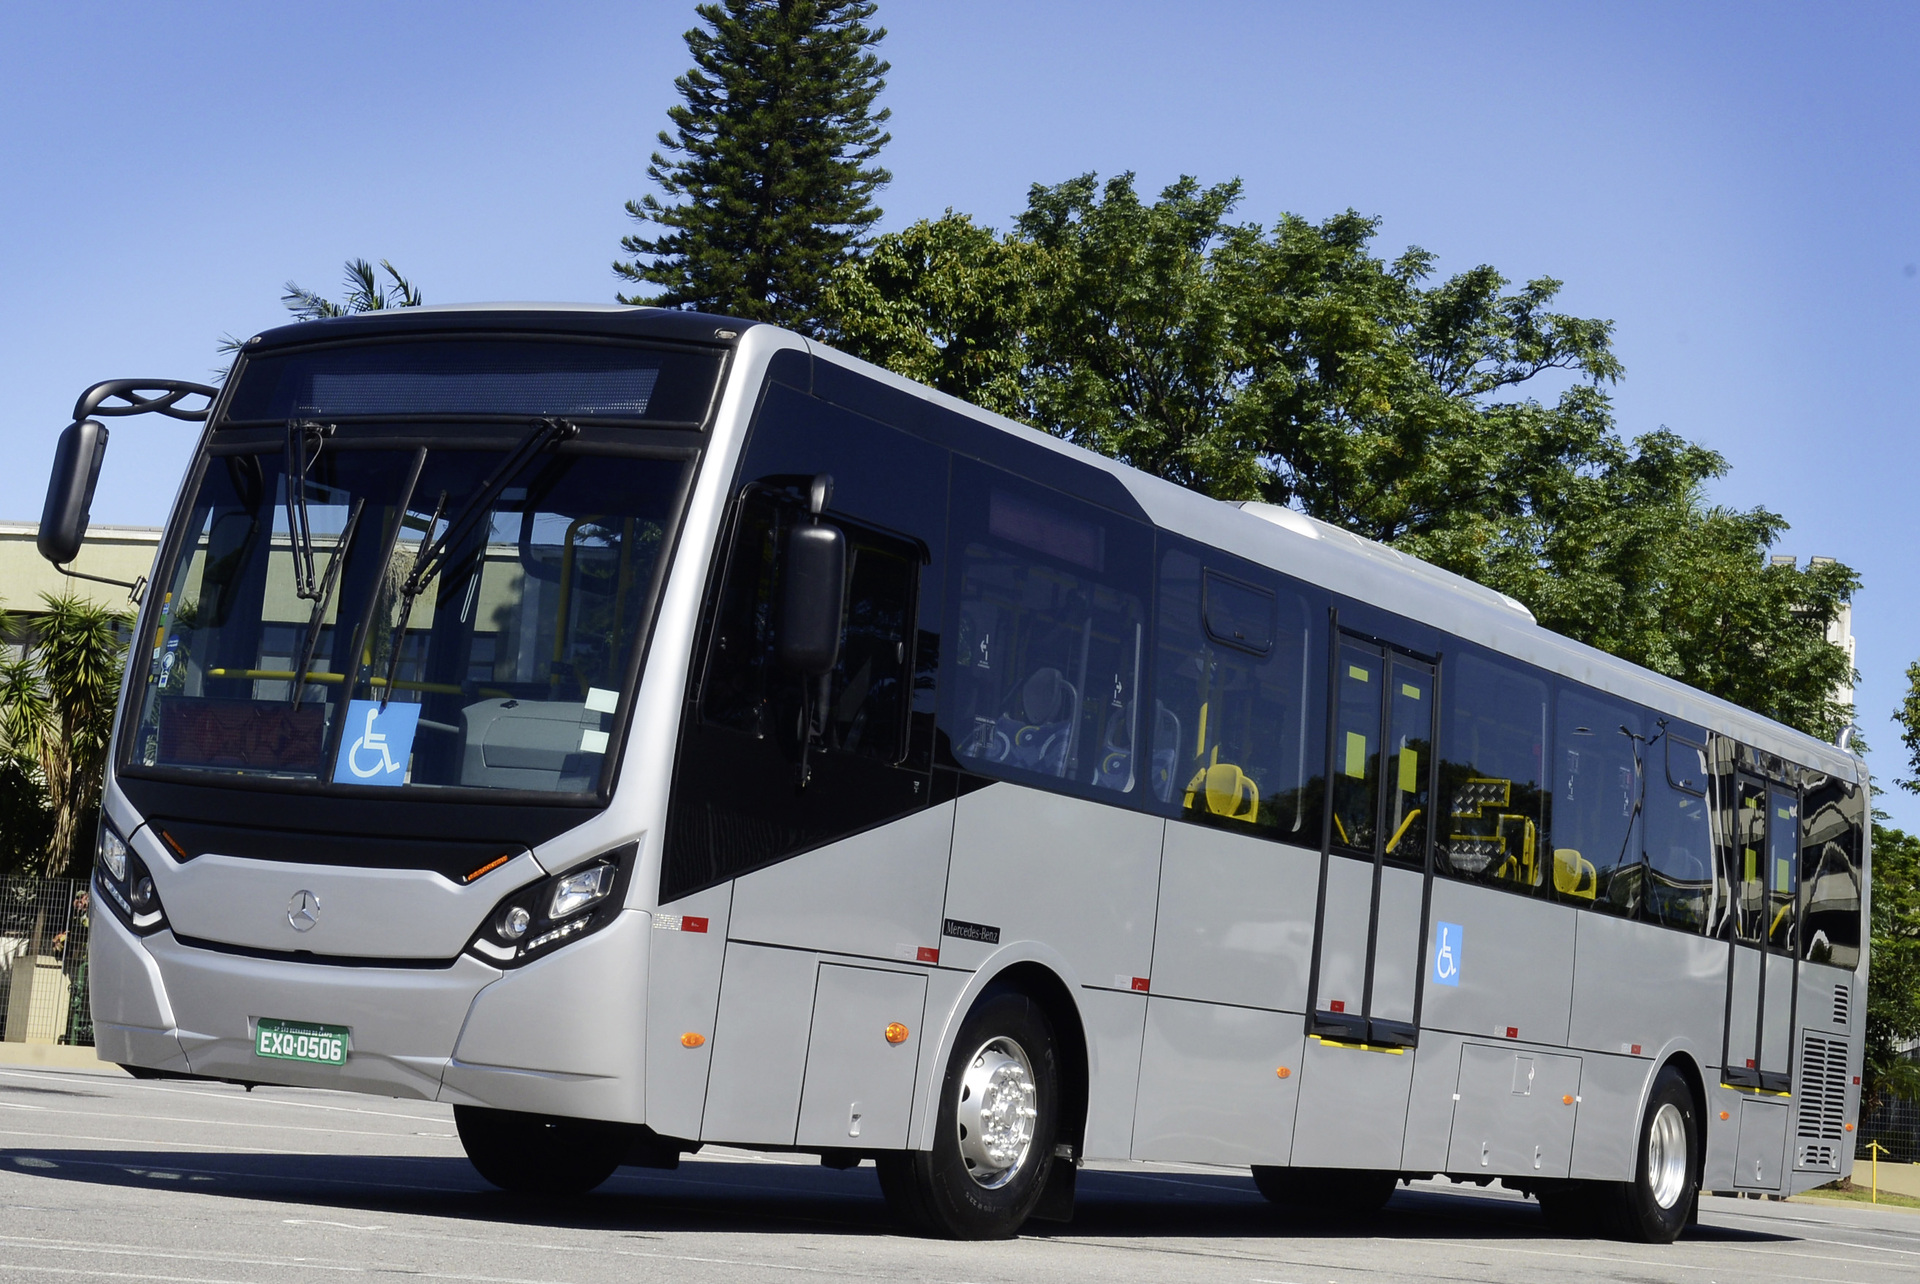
[127,431,688,797]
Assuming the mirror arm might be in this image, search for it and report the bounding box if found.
[53,562,147,605]
[74,379,218,423]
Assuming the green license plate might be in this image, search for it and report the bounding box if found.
[254,1018,349,1066]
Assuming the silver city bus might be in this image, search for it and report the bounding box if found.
[41,305,1867,1241]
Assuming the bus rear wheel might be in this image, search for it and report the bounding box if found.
[876,990,1059,1239]
[1600,1066,1698,1242]
[1251,1166,1397,1217]
[453,1105,628,1196]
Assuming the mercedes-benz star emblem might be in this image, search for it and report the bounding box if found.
[287,890,320,932]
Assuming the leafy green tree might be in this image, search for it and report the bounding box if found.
[0,596,128,878]
[1895,659,1920,793]
[826,172,1858,739]
[1866,821,1920,1113]
[616,0,890,331]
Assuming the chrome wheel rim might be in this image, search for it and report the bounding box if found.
[1646,1102,1689,1209]
[955,1035,1038,1189]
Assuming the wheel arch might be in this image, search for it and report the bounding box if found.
[1658,1049,1710,1180]
[982,961,1090,1157]
[908,942,1090,1155]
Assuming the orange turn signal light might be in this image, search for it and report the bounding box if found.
[1719,1110,1730,1121]
[884,1022,910,1045]
[1846,1122,1855,1132]
[681,1032,706,1048]
[1562,1094,1574,1105]
[1276,1067,1291,1079]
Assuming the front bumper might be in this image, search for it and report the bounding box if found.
[90,898,649,1120]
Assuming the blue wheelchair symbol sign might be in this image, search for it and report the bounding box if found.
[333,700,420,787]
[1432,921,1463,987]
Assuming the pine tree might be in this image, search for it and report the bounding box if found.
[615,0,890,332]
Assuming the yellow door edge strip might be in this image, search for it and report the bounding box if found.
[1311,1035,1407,1055]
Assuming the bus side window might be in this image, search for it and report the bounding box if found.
[1438,650,1549,894]
[1799,776,1862,968]
[1151,546,1322,838]
[943,462,1149,799]
[1644,736,1712,932]
[1550,689,1645,914]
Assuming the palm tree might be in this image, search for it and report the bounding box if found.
[0,596,129,877]
[282,258,424,319]
[216,258,424,376]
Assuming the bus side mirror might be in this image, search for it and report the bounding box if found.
[778,523,845,676]
[39,418,110,566]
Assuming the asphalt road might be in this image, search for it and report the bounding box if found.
[0,1063,1914,1284]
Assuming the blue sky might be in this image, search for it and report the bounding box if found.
[3,1,1916,826]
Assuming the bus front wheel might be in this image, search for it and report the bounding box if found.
[453,1105,628,1196]
[1602,1066,1699,1242]
[876,990,1060,1239]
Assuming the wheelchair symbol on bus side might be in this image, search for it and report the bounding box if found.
[1432,921,1463,987]
[331,700,420,787]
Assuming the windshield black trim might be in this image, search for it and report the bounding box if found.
[220,333,730,429]
[118,773,603,848]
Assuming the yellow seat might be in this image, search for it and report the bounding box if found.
[1185,761,1259,823]
[1553,848,1597,900]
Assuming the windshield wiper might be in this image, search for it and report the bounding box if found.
[379,417,577,706]
[289,497,366,709]
[284,419,336,600]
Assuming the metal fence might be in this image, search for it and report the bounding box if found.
[0,875,93,1047]
[1861,1094,1920,1165]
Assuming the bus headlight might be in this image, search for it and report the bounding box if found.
[97,823,128,883]
[95,817,168,936]
[466,842,635,968]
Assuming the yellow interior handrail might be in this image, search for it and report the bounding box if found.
[1384,808,1422,855]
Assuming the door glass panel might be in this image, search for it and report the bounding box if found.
[1331,644,1383,854]
[1732,780,1768,943]
[1382,661,1431,866]
[1767,788,1799,953]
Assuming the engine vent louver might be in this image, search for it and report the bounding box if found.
[1795,1032,1849,1170]
[1833,984,1851,1027]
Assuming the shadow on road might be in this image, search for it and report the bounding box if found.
[0,1148,1790,1245]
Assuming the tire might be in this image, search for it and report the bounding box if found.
[1600,1066,1698,1243]
[876,989,1059,1239]
[1251,1166,1397,1218]
[453,1105,630,1196]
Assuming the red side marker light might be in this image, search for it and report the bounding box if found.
[1131,977,1150,993]
[1746,1058,1756,1069]
[1505,1027,1519,1039]
[683,916,709,934]
[916,946,940,964]
[1854,1076,1862,1085]
[1329,1000,1346,1013]
[1630,1044,1642,1056]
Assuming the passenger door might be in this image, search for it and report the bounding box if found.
[1308,632,1436,1047]
[1722,774,1798,1092]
